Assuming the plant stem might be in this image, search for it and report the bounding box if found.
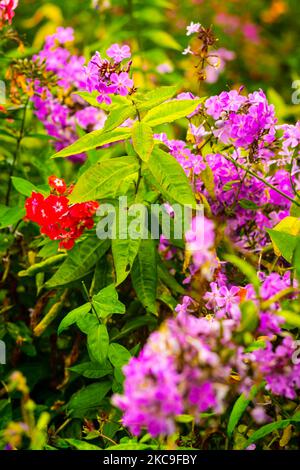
[81,280,101,324]
[221,152,300,207]
[5,97,30,206]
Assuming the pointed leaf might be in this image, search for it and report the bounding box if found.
[87,323,109,364]
[143,98,203,127]
[45,237,110,288]
[136,85,178,112]
[67,381,112,417]
[108,343,131,368]
[243,414,300,448]
[132,121,154,162]
[69,156,139,203]
[51,128,132,159]
[131,239,157,313]
[58,303,91,334]
[69,361,113,379]
[148,147,196,206]
[103,105,136,132]
[92,285,125,319]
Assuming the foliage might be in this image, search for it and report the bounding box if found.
[0,0,300,452]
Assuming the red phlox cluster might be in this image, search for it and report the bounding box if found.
[25,176,99,250]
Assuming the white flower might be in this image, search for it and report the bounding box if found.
[186,21,201,36]
[182,46,193,55]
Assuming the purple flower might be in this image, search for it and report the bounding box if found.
[110,72,133,96]
[106,43,131,63]
[95,82,117,105]
[53,26,74,44]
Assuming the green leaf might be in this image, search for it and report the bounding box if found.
[69,156,139,203]
[0,206,26,228]
[18,254,67,278]
[112,211,141,285]
[239,301,259,333]
[75,91,128,110]
[45,237,110,288]
[267,229,298,263]
[278,310,300,328]
[11,176,37,197]
[110,315,157,342]
[92,284,125,320]
[176,414,194,423]
[69,361,113,379]
[200,165,216,200]
[64,439,101,450]
[245,340,266,353]
[76,313,98,334]
[136,85,178,112]
[143,99,203,127]
[147,147,196,206]
[58,303,91,335]
[106,442,157,450]
[108,343,131,368]
[51,127,132,159]
[157,261,185,294]
[103,105,136,132]
[227,385,261,438]
[132,122,154,162]
[131,239,157,313]
[0,400,12,430]
[75,91,104,108]
[87,323,109,364]
[238,199,259,210]
[290,198,300,217]
[67,381,112,418]
[294,237,300,280]
[243,414,300,448]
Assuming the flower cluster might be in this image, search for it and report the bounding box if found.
[113,310,236,437]
[25,176,99,250]
[205,89,277,149]
[157,88,299,251]
[0,0,18,26]
[31,28,107,162]
[83,44,133,104]
[251,336,300,399]
[114,285,300,436]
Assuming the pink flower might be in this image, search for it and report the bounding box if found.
[106,43,131,63]
[53,27,74,44]
[95,82,116,105]
[110,72,133,96]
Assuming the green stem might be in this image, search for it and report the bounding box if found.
[81,281,101,324]
[5,97,30,206]
[221,152,300,207]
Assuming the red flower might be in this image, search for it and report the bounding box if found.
[24,179,99,250]
[25,192,45,225]
[0,0,18,25]
[48,175,67,195]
